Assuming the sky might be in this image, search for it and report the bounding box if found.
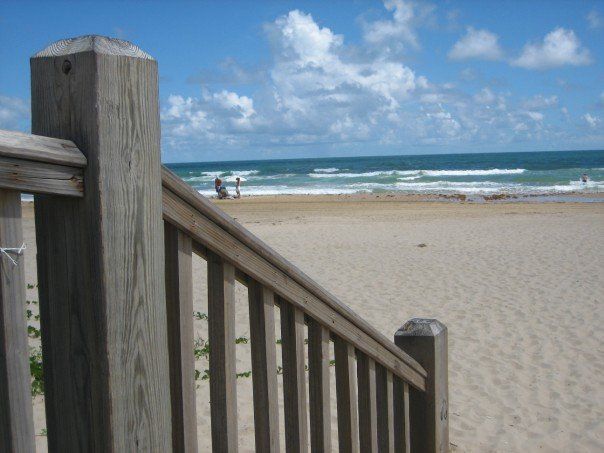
[1,1,603,163]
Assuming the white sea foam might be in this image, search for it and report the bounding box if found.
[197,186,362,197]
[309,170,420,178]
[313,168,339,173]
[420,168,526,177]
[195,169,259,177]
[195,179,603,197]
[308,168,526,178]
[223,175,246,182]
[200,171,223,178]
[393,180,604,194]
[231,170,259,176]
[184,169,260,183]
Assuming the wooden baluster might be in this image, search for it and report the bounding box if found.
[386,372,396,452]
[334,337,359,453]
[207,251,238,452]
[248,281,280,452]
[393,378,410,453]
[308,318,331,453]
[164,222,197,452]
[376,365,395,453]
[280,300,308,453]
[0,190,35,452]
[357,351,378,452]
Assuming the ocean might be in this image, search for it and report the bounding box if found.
[166,150,604,198]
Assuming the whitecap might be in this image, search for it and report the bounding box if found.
[309,170,420,178]
[313,168,339,173]
[230,170,259,176]
[420,168,526,177]
[197,186,363,196]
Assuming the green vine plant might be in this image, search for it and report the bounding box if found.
[25,286,45,397]
[26,286,334,396]
[191,312,335,384]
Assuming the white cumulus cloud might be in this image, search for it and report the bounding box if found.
[583,113,600,128]
[159,8,598,160]
[363,0,423,48]
[522,95,558,110]
[0,95,29,130]
[448,27,504,61]
[525,111,544,121]
[512,28,592,69]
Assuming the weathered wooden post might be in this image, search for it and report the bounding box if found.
[395,319,449,453]
[0,190,35,452]
[31,35,172,451]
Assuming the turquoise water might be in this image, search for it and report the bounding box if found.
[166,150,604,197]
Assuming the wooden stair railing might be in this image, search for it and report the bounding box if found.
[162,166,449,453]
[0,35,448,453]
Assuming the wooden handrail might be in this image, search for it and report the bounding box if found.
[162,166,427,390]
[0,129,85,197]
[0,126,426,388]
[0,129,87,167]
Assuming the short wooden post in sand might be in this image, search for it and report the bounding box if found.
[395,318,449,453]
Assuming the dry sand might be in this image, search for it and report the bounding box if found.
[23,197,604,452]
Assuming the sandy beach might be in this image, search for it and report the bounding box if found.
[23,196,604,452]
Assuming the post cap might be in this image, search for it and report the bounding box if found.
[32,35,154,60]
[395,318,446,338]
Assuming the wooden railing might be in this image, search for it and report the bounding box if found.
[0,35,449,453]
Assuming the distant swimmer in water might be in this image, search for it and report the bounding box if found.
[581,173,590,183]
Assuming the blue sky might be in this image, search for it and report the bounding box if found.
[1,0,603,163]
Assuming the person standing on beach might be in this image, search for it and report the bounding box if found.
[235,177,241,198]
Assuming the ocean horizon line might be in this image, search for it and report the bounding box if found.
[163,148,604,166]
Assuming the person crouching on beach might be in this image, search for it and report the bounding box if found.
[235,177,241,198]
[214,177,229,199]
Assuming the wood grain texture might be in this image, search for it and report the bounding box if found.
[0,156,83,197]
[393,379,410,453]
[207,251,238,453]
[165,222,197,453]
[162,167,426,383]
[34,35,153,60]
[376,366,395,453]
[280,301,308,453]
[386,372,395,453]
[248,281,280,453]
[0,129,86,167]
[357,352,378,453]
[334,337,359,453]
[308,318,331,453]
[31,37,171,451]
[191,240,249,286]
[0,190,35,453]
[162,187,425,391]
[395,320,449,453]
